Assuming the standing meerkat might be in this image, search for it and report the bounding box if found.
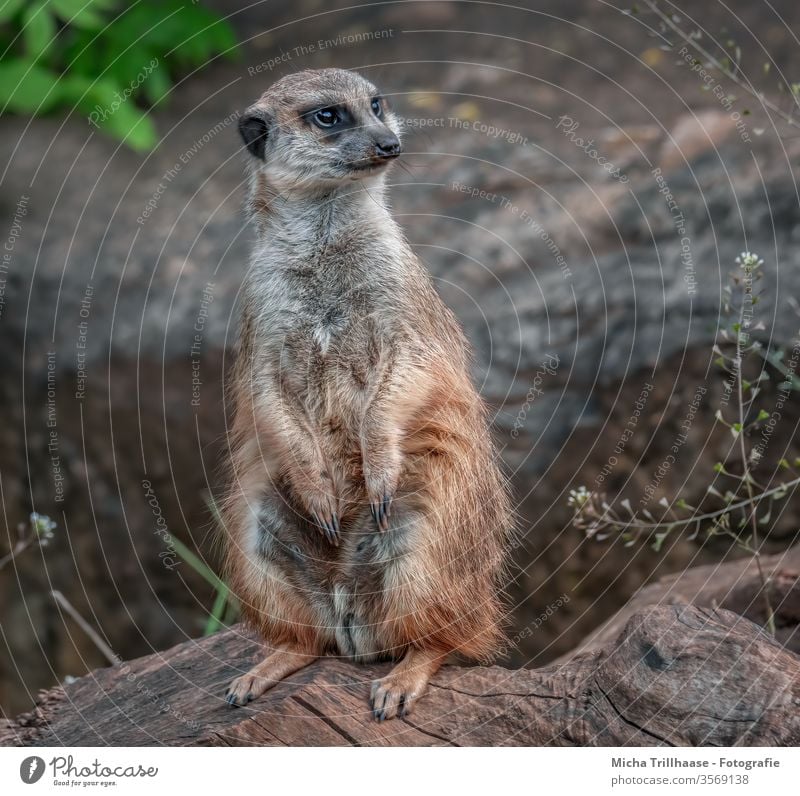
[222,68,512,721]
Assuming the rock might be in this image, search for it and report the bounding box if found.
[659,109,739,170]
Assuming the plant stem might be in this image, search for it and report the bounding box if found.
[0,538,32,571]
[599,476,800,532]
[734,293,775,635]
[51,590,120,666]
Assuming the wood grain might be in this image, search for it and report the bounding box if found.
[2,603,798,746]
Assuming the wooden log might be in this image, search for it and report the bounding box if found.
[2,604,798,746]
[559,546,800,662]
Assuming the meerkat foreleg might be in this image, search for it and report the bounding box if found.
[361,411,402,532]
[370,647,445,721]
[360,360,426,531]
[269,401,340,544]
[225,643,317,707]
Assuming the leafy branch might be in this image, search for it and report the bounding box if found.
[570,253,800,635]
[0,0,240,150]
[631,0,800,132]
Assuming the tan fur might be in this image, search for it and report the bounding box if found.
[221,69,513,719]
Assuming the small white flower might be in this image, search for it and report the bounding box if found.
[30,512,56,545]
[568,486,592,509]
[735,251,764,269]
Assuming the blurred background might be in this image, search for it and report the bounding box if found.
[2,0,800,717]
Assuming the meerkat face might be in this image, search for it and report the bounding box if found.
[238,68,402,191]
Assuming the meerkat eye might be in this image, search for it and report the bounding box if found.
[371,98,383,118]
[313,107,340,128]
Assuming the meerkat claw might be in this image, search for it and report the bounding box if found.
[370,494,393,532]
[311,511,340,545]
[380,494,392,531]
[370,502,384,531]
[326,524,339,546]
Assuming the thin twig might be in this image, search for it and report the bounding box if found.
[0,538,32,571]
[591,476,800,531]
[643,0,800,132]
[51,590,120,666]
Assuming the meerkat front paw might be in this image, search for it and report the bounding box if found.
[287,461,340,545]
[364,463,400,532]
[296,477,340,545]
[368,489,393,532]
[307,493,340,545]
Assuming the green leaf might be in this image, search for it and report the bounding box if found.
[222,596,239,627]
[757,410,770,421]
[22,2,56,60]
[0,0,24,22]
[56,72,94,105]
[204,583,229,636]
[1,0,239,153]
[0,58,61,113]
[104,46,159,97]
[93,100,158,151]
[140,59,172,106]
[67,76,158,151]
[50,0,112,29]
[168,535,226,590]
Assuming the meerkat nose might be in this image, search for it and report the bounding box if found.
[374,134,401,159]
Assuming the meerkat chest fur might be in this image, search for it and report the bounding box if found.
[245,192,415,433]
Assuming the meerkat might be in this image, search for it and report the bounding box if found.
[221,68,512,721]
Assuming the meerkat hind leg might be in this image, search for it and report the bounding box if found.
[370,646,444,721]
[225,644,317,707]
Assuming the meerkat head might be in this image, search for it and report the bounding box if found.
[238,68,402,193]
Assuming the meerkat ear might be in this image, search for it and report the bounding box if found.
[238,107,273,161]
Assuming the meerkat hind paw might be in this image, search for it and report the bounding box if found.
[370,672,421,721]
[225,673,274,708]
